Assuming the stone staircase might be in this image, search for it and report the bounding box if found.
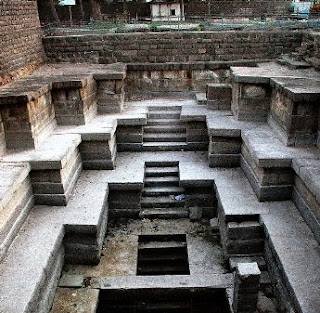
[140,161,188,219]
[137,234,190,276]
[143,106,187,151]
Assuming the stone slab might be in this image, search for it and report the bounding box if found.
[231,62,320,84]
[270,77,320,102]
[0,78,51,105]
[207,113,268,137]
[54,117,117,141]
[33,63,127,81]
[261,202,320,313]
[0,134,81,170]
[242,128,319,168]
[180,105,211,121]
[96,273,233,290]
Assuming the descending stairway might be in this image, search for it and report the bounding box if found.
[143,106,187,151]
[140,161,188,219]
[137,234,190,276]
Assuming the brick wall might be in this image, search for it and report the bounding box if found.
[43,31,303,64]
[0,0,46,86]
[186,0,291,18]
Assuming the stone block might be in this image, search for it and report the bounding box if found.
[209,154,240,168]
[209,137,241,154]
[227,221,263,240]
[206,83,232,103]
[189,207,203,221]
[233,262,261,313]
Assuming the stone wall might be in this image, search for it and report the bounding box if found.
[0,0,46,86]
[43,31,302,64]
[299,31,320,69]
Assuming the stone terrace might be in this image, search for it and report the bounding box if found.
[0,44,319,313]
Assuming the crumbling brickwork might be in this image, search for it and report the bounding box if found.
[43,31,302,64]
[0,0,46,86]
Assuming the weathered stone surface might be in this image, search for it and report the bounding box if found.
[50,287,99,313]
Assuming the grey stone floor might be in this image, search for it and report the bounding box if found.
[0,95,319,313]
[62,218,227,278]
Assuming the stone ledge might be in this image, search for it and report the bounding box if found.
[0,163,34,262]
[33,62,127,81]
[231,62,320,84]
[242,128,319,168]
[270,77,320,102]
[261,202,320,313]
[94,273,233,290]
[127,59,272,72]
[54,117,117,141]
[207,113,266,137]
[0,134,81,170]
[0,170,109,313]
[0,78,51,105]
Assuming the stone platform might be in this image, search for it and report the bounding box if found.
[0,60,319,313]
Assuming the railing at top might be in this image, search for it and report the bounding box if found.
[41,14,320,36]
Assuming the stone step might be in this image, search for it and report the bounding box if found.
[144,176,180,187]
[141,196,185,208]
[144,133,186,143]
[226,221,264,240]
[144,125,186,134]
[137,262,189,276]
[135,301,191,311]
[143,142,187,151]
[139,241,187,250]
[145,161,179,167]
[277,54,312,69]
[143,186,185,197]
[148,112,181,119]
[139,208,189,219]
[138,251,187,262]
[226,238,265,256]
[148,106,181,112]
[145,166,179,177]
[147,119,183,126]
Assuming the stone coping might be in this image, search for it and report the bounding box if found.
[127,59,271,71]
[231,62,320,84]
[0,78,51,105]
[0,62,127,105]
[270,77,320,102]
[92,274,233,290]
[54,117,117,141]
[33,62,127,81]
[0,171,108,313]
[0,134,81,170]
[205,112,319,167]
